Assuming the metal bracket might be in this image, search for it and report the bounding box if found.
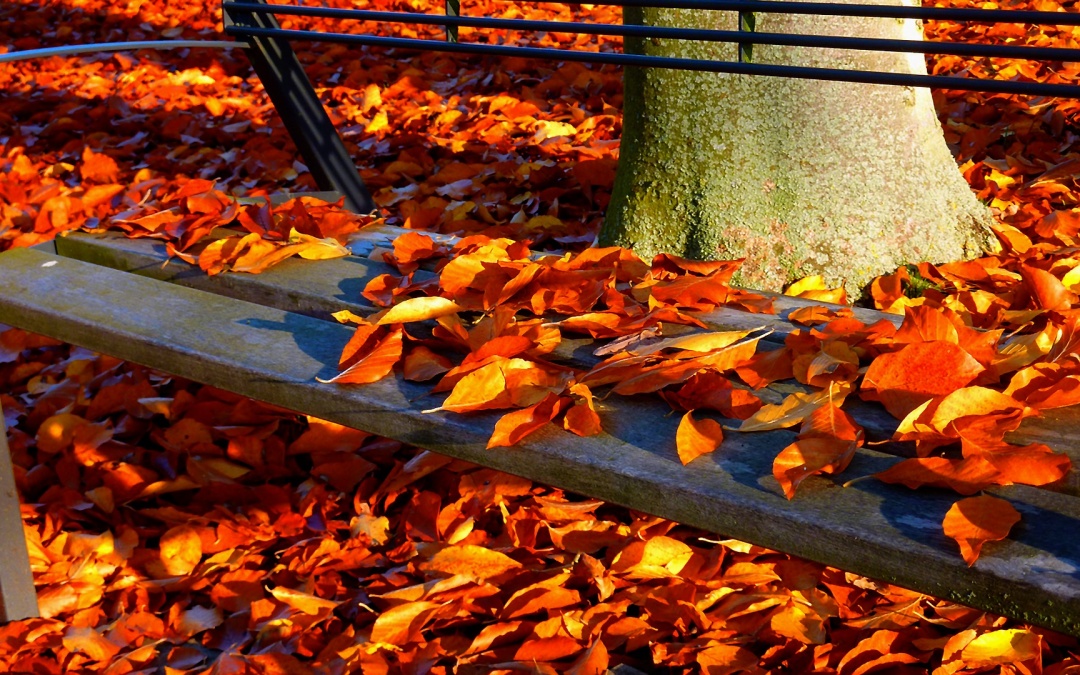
[224,0,376,215]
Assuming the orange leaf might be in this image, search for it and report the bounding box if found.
[799,402,862,442]
[676,411,724,465]
[894,305,959,344]
[513,636,583,663]
[62,626,121,662]
[735,386,849,433]
[80,147,120,183]
[318,327,403,385]
[418,544,523,580]
[696,644,760,675]
[403,346,454,382]
[870,267,910,311]
[392,231,446,265]
[961,440,1071,487]
[773,436,857,499]
[269,587,340,615]
[862,342,986,419]
[734,347,794,389]
[563,383,603,437]
[566,639,609,675]
[787,305,852,326]
[1020,264,1075,311]
[337,321,381,370]
[661,371,762,419]
[487,393,567,448]
[875,456,1000,495]
[943,495,1021,565]
[432,358,569,413]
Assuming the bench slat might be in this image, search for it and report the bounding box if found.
[55,232,1080,493]
[2,245,1080,635]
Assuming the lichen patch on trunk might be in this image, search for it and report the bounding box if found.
[602,0,995,297]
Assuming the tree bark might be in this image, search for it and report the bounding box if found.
[601,0,995,296]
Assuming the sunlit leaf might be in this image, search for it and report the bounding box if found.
[943,495,1021,565]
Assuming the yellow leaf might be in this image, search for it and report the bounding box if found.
[288,228,350,259]
[526,215,563,231]
[377,296,463,324]
[630,328,758,355]
[785,275,847,304]
[365,110,389,134]
[1061,263,1080,292]
[733,386,850,433]
[160,525,202,576]
[959,629,1041,668]
[533,120,576,142]
[35,413,92,454]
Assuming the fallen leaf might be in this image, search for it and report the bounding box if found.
[943,495,1021,565]
[676,411,724,465]
[377,296,464,324]
[159,524,203,576]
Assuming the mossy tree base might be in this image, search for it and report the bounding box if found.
[601,0,995,296]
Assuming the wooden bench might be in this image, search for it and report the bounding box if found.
[4,0,1080,637]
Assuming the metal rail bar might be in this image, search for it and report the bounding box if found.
[541,0,1080,25]
[0,40,242,64]
[221,4,1080,62]
[223,0,1080,26]
[227,26,1080,98]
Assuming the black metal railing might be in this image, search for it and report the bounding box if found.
[223,1,1080,97]
[220,0,1080,213]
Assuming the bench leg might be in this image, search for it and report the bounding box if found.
[224,0,376,215]
[0,401,38,622]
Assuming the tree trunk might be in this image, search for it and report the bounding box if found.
[601,0,995,296]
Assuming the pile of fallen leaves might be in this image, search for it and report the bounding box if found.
[6,0,1080,671]
[4,335,1076,673]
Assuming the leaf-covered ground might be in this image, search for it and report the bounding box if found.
[4,0,1080,672]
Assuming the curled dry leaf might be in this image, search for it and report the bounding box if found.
[773,437,858,499]
[563,383,603,437]
[487,392,568,448]
[675,411,724,465]
[733,385,851,433]
[943,495,1022,565]
[318,326,403,385]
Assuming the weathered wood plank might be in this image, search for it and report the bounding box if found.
[56,232,1080,484]
[56,232,380,320]
[0,401,39,622]
[58,231,881,342]
[1,246,1079,635]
